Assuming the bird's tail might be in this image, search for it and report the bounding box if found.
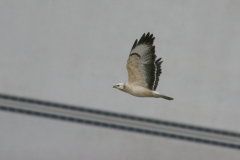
[158,94,174,100]
[153,92,174,100]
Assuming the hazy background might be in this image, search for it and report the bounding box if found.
[0,0,240,159]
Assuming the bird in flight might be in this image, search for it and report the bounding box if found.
[113,33,173,100]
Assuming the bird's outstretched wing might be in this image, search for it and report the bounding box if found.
[126,32,162,91]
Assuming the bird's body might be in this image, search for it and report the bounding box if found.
[124,83,154,97]
[113,33,173,100]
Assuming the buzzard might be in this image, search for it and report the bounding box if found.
[113,33,173,100]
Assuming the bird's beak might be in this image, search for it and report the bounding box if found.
[113,85,116,88]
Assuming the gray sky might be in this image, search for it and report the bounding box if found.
[0,0,240,159]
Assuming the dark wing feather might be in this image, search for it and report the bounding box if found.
[153,58,163,91]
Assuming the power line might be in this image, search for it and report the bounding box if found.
[0,93,240,150]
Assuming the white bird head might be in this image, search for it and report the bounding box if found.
[113,83,125,92]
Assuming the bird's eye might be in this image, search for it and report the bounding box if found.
[117,85,120,87]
